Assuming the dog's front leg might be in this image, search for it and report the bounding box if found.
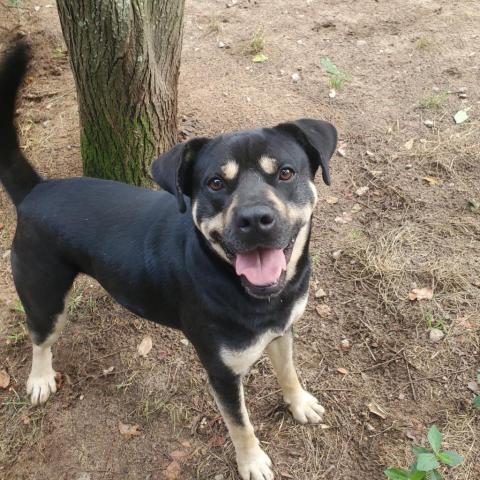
[266,330,325,424]
[209,372,274,480]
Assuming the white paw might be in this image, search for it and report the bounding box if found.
[27,370,57,406]
[285,389,325,424]
[237,446,274,480]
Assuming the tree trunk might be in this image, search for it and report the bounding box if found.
[56,0,185,185]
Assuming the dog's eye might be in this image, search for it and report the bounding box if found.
[279,167,295,181]
[207,177,225,191]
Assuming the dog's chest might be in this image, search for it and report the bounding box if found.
[220,294,307,376]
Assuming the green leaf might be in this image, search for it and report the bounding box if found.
[410,471,426,480]
[320,57,341,76]
[427,471,442,480]
[427,426,442,452]
[252,53,268,63]
[413,445,431,455]
[416,453,440,471]
[384,468,410,480]
[453,109,469,124]
[438,450,463,467]
[474,395,480,409]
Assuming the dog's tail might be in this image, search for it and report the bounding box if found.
[0,42,41,207]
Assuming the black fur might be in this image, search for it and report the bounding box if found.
[0,43,337,435]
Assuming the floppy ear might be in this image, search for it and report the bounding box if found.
[274,118,337,185]
[151,137,210,212]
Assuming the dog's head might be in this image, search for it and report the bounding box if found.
[152,119,337,298]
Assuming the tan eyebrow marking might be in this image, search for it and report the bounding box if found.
[221,160,239,180]
[259,155,277,174]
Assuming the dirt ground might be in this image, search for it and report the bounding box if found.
[1,0,479,479]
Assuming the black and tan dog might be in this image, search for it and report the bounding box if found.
[0,43,337,480]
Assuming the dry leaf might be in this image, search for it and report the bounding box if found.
[337,367,349,375]
[325,196,338,204]
[316,304,332,318]
[137,335,153,357]
[103,366,115,375]
[422,176,441,186]
[404,138,414,150]
[409,287,433,301]
[118,421,142,438]
[355,186,369,196]
[208,435,226,447]
[165,460,181,480]
[170,450,187,460]
[367,401,387,419]
[0,369,10,389]
[467,381,479,394]
[455,316,478,331]
[334,212,353,224]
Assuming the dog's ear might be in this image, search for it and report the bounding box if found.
[151,137,210,213]
[274,118,337,185]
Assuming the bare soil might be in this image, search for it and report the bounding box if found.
[1,1,479,479]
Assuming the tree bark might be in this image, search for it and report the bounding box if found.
[56,0,185,185]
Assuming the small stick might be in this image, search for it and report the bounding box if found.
[403,351,417,401]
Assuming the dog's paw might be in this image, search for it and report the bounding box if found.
[27,370,57,406]
[285,389,325,424]
[237,446,274,480]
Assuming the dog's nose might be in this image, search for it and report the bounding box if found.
[237,206,276,234]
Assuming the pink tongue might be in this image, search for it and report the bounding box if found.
[235,248,287,286]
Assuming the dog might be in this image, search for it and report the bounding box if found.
[0,42,337,480]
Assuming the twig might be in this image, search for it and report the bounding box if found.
[403,351,417,401]
[360,346,405,372]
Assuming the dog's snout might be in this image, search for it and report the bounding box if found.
[236,205,276,234]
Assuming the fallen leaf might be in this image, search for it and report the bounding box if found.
[453,109,468,124]
[351,203,362,213]
[316,304,332,318]
[455,316,478,330]
[165,461,181,480]
[252,53,268,63]
[337,367,349,375]
[0,369,11,389]
[118,421,142,438]
[103,366,115,375]
[468,199,479,212]
[409,287,434,301]
[467,381,479,394]
[325,196,338,204]
[208,435,226,447]
[315,287,327,298]
[367,401,387,419]
[334,212,353,224]
[355,186,369,196]
[422,176,441,186]
[180,440,191,448]
[170,450,188,460]
[137,335,153,357]
[404,138,414,150]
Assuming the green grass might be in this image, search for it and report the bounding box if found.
[419,93,448,110]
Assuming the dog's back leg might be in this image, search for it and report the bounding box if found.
[11,249,77,405]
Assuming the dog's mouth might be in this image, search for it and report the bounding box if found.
[218,236,296,297]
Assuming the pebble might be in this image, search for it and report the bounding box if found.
[180,338,189,346]
[214,475,224,480]
[337,147,346,157]
[332,250,342,259]
[366,150,374,157]
[291,72,301,83]
[328,88,336,98]
[424,120,434,128]
[405,164,413,170]
[459,93,467,99]
[398,393,405,400]
[340,339,351,350]
[429,328,445,343]
[217,41,225,48]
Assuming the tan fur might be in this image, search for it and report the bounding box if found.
[258,155,277,174]
[221,160,239,180]
[266,189,287,216]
